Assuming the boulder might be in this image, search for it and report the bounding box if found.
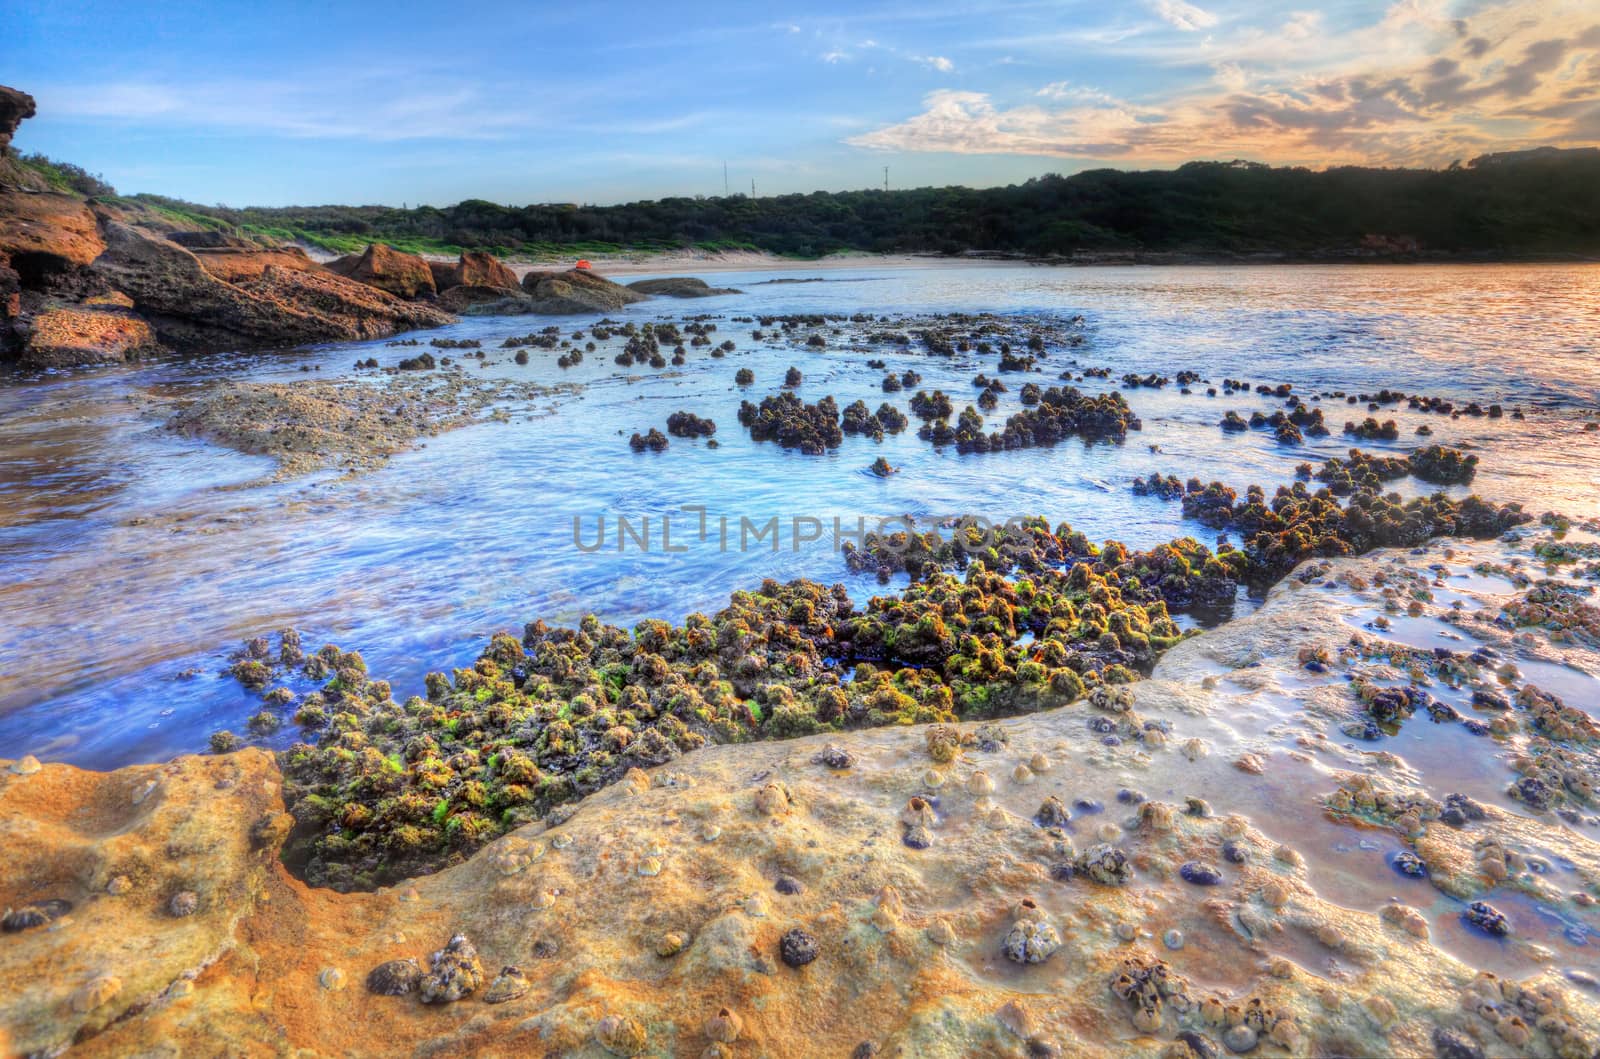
[18,302,165,367]
[626,276,741,298]
[520,268,647,313]
[89,221,453,351]
[455,250,518,290]
[326,243,435,299]
[0,188,106,281]
[430,251,518,293]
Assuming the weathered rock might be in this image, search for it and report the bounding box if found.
[436,284,534,315]
[18,302,165,367]
[160,371,562,480]
[626,276,741,298]
[0,84,36,155]
[0,189,106,280]
[189,244,318,284]
[430,251,517,293]
[0,85,48,192]
[521,268,648,313]
[0,749,282,1056]
[325,243,435,299]
[89,221,451,351]
[455,250,518,290]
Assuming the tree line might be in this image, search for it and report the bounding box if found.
[130,148,1600,259]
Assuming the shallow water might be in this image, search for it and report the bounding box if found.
[1,262,1598,769]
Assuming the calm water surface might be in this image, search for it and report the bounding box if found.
[2,263,1597,768]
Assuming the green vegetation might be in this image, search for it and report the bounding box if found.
[7,150,116,196]
[119,148,1600,260]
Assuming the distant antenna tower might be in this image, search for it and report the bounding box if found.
[751,178,756,198]
[884,166,889,192]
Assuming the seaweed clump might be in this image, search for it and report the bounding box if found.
[737,392,843,454]
[256,523,1224,889]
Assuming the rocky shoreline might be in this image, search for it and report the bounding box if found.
[0,85,736,370]
[3,533,1597,1057]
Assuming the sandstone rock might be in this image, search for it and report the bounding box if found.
[89,221,451,351]
[521,268,648,313]
[0,189,106,279]
[626,276,740,297]
[0,749,282,1055]
[454,250,517,290]
[19,302,165,367]
[0,84,36,155]
[190,245,318,284]
[0,86,54,194]
[430,251,517,293]
[325,243,436,299]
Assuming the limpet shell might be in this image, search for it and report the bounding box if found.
[638,857,663,877]
[922,769,945,789]
[967,770,995,796]
[926,918,957,945]
[1011,763,1035,784]
[595,1013,648,1056]
[996,999,1035,1039]
[318,967,346,991]
[705,1007,743,1043]
[754,783,790,816]
[550,832,574,850]
[1028,752,1051,772]
[71,974,121,1014]
[10,755,41,776]
[484,965,531,1004]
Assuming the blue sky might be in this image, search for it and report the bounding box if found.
[3,0,1596,207]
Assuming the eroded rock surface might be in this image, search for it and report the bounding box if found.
[90,220,452,352]
[19,302,165,367]
[522,268,648,313]
[327,243,437,299]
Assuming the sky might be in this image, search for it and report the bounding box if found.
[3,0,1598,207]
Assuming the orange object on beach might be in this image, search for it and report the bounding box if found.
[575,259,592,270]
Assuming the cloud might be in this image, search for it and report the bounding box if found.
[849,0,1600,167]
[915,55,956,72]
[1036,82,1118,104]
[1150,0,1218,32]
